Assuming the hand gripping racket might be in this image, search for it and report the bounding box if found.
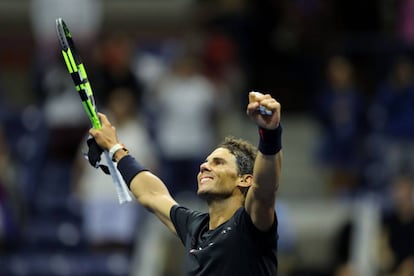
[250,92,273,116]
[55,18,132,204]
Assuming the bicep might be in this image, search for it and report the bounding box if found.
[142,194,178,234]
[245,186,277,232]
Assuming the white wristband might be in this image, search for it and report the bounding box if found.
[109,143,125,162]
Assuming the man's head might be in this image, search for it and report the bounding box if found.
[197,136,257,202]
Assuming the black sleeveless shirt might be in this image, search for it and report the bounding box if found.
[170,205,278,275]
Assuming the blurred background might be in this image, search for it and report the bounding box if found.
[1,0,414,275]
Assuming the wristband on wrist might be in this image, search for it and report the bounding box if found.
[109,143,128,162]
[258,124,282,155]
[117,155,148,189]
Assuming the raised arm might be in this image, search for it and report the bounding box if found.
[89,113,178,234]
[245,92,282,231]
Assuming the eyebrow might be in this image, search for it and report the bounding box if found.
[206,157,227,164]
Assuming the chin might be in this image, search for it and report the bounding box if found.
[197,188,207,197]
[197,189,212,200]
[197,190,229,202]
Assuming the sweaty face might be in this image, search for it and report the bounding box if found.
[197,148,241,199]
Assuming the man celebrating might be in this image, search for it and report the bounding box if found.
[89,91,282,275]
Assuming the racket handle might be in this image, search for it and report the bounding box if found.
[103,151,132,204]
[258,105,273,116]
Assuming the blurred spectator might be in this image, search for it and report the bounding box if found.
[149,50,219,197]
[366,56,414,196]
[73,86,158,254]
[313,55,366,196]
[397,0,414,48]
[0,126,23,253]
[202,30,245,106]
[377,172,414,276]
[30,0,102,64]
[201,30,248,138]
[332,218,357,276]
[90,31,144,109]
[0,69,48,221]
[370,56,414,139]
[30,0,102,110]
[34,59,90,163]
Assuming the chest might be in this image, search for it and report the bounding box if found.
[184,221,256,275]
[192,224,238,254]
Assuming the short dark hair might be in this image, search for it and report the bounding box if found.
[219,136,257,175]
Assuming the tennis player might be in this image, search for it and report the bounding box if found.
[89,91,282,275]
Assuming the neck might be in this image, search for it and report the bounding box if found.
[207,196,243,230]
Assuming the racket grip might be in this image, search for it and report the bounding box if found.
[103,151,133,204]
[258,105,273,116]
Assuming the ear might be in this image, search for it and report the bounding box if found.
[238,174,253,188]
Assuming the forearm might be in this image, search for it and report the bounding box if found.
[246,150,282,231]
[116,154,177,232]
[116,154,170,208]
[245,124,282,231]
[252,151,282,204]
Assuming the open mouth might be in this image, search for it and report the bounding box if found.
[200,176,213,184]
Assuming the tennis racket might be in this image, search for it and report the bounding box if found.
[55,18,132,204]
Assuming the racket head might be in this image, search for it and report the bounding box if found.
[56,18,82,63]
[55,17,101,129]
[56,18,69,50]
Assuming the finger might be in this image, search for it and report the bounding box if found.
[98,112,110,126]
[249,91,265,103]
[89,128,97,136]
[269,100,281,111]
[249,91,257,103]
[259,98,275,107]
[262,96,280,106]
[246,102,260,115]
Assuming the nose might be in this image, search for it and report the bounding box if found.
[200,161,210,173]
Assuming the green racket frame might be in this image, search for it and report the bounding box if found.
[56,18,101,129]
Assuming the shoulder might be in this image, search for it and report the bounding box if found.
[225,208,278,250]
[170,205,209,245]
[233,207,278,235]
[170,205,208,228]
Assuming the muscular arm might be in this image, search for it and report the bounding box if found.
[245,150,282,231]
[245,92,282,231]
